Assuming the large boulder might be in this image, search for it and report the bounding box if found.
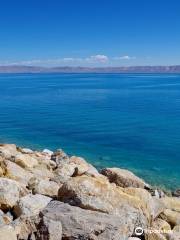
[15,153,38,169]
[0,178,22,210]
[160,209,180,226]
[3,160,33,185]
[160,197,180,212]
[36,215,62,240]
[58,175,148,228]
[13,194,52,217]
[39,201,141,240]
[29,178,60,198]
[0,144,18,159]
[123,188,165,220]
[101,167,149,188]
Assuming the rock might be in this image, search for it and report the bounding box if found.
[10,216,38,240]
[40,201,142,239]
[3,160,33,185]
[123,187,165,220]
[0,225,17,240]
[101,167,149,188]
[69,156,90,175]
[168,232,180,240]
[160,197,180,212]
[145,232,167,240]
[0,178,21,210]
[36,215,62,240]
[20,148,34,154]
[29,178,60,198]
[128,238,141,240]
[151,218,171,232]
[15,153,38,169]
[58,175,148,228]
[173,225,180,232]
[53,162,76,183]
[0,210,13,226]
[13,194,52,217]
[30,166,55,180]
[172,189,180,198]
[0,144,18,159]
[160,209,180,226]
[43,149,54,156]
[51,149,69,165]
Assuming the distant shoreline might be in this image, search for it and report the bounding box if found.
[0,65,180,73]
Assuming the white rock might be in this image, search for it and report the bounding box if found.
[43,149,54,156]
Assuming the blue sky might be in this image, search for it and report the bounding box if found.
[0,0,180,66]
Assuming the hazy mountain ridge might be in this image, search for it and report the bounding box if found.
[0,65,180,73]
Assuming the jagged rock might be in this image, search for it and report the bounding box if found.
[0,144,18,159]
[172,189,180,198]
[128,238,141,240]
[10,216,38,240]
[0,178,22,210]
[20,148,34,154]
[15,153,38,169]
[3,160,33,185]
[0,225,17,240]
[160,209,180,226]
[36,215,62,240]
[40,201,141,240]
[101,167,149,188]
[29,178,60,197]
[0,210,13,226]
[145,232,167,240]
[30,165,55,180]
[51,149,69,165]
[160,197,180,212]
[173,225,180,232]
[13,194,52,217]
[151,218,171,232]
[43,149,54,156]
[123,187,165,220]
[58,175,148,228]
[168,232,180,240]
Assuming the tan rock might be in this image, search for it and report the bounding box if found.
[124,188,165,220]
[160,209,180,226]
[145,232,167,240]
[151,218,171,232]
[160,197,180,212]
[58,175,148,228]
[29,178,60,197]
[13,194,52,217]
[0,178,21,210]
[15,153,38,169]
[168,232,180,240]
[37,215,62,240]
[173,225,180,232]
[0,144,18,159]
[101,167,149,188]
[40,201,142,239]
[3,160,33,185]
[0,225,17,240]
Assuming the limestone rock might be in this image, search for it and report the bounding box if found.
[0,178,21,210]
[173,225,180,232]
[36,215,62,240]
[123,187,165,220]
[3,160,33,185]
[0,225,17,240]
[29,179,60,198]
[145,232,167,240]
[0,210,13,226]
[160,197,180,212]
[15,153,38,169]
[160,209,180,226]
[151,218,171,232]
[58,175,148,228]
[101,167,149,188]
[43,149,54,156]
[0,144,18,159]
[13,194,52,217]
[40,201,140,240]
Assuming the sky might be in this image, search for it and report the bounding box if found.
[0,0,180,67]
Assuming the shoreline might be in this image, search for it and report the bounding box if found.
[0,143,180,239]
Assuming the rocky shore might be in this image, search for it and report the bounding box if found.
[0,143,179,240]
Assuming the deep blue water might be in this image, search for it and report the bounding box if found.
[0,73,180,189]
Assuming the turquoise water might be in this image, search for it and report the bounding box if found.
[0,73,180,189]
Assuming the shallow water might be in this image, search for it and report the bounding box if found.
[0,73,180,189]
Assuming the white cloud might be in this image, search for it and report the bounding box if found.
[113,55,136,60]
[86,55,109,63]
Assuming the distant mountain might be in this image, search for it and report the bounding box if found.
[0,65,180,73]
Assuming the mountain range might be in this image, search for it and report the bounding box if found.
[0,65,180,73]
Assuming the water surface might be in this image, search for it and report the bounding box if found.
[0,73,180,189]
